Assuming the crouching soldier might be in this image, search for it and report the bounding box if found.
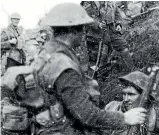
[105,70,159,135]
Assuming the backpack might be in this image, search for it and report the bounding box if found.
[1,98,30,131]
[1,72,45,132]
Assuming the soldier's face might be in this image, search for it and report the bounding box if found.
[41,32,47,40]
[122,86,140,110]
[11,18,20,27]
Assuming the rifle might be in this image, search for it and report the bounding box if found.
[130,6,159,25]
[127,66,159,135]
[91,30,105,79]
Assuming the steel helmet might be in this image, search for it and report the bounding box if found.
[10,12,21,19]
[119,71,149,92]
[40,3,94,26]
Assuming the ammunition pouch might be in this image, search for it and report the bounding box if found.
[35,102,68,135]
[1,101,30,131]
[35,102,66,128]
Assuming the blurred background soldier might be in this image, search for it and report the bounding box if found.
[1,12,26,75]
[81,1,107,72]
[25,27,51,48]
[117,1,145,18]
[36,29,49,46]
[1,3,148,135]
[105,71,159,135]
[81,1,135,74]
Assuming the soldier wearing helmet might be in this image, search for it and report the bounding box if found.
[105,71,159,135]
[1,12,22,49]
[1,3,148,135]
[1,12,25,74]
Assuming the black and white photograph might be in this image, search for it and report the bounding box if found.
[1,1,159,135]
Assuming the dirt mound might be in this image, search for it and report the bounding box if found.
[99,8,159,106]
[126,9,159,69]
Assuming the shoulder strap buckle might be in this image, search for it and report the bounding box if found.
[25,81,36,89]
[25,74,37,89]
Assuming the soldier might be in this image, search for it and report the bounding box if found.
[105,71,159,135]
[26,28,50,47]
[36,29,49,47]
[1,12,25,74]
[81,1,135,71]
[2,3,148,135]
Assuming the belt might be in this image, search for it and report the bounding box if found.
[36,116,67,128]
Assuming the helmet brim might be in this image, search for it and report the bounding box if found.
[40,16,94,27]
[119,78,143,93]
[40,3,95,27]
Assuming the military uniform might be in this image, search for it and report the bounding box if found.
[1,38,127,135]
[105,101,159,135]
[1,18,25,74]
[1,21,22,47]
[104,71,159,135]
[33,3,128,135]
[1,3,147,135]
[29,38,126,135]
[82,1,134,70]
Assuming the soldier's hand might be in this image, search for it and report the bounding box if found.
[99,21,107,29]
[1,66,34,90]
[124,107,147,125]
[9,38,17,44]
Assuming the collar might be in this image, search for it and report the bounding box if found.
[9,24,17,30]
